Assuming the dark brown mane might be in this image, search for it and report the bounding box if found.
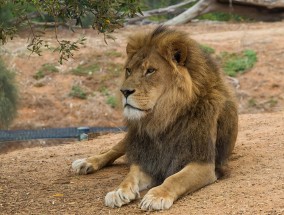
[150,25,175,39]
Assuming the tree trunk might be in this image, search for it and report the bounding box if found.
[127,0,195,24]
[165,0,213,25]
[165,0,284,25]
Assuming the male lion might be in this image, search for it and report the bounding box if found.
[72,26,238,211]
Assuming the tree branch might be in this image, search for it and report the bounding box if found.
[127,0,196,24]
[164,0,214,25]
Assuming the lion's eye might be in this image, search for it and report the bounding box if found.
[126,68,131,76]
[146,68,156,76]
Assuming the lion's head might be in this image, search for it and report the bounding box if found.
[121,26,219,131]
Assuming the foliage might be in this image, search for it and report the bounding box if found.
[33,63,59,80]
[140,0,190,9]
[268,97,278,108]
[247,97,278,109]
[221,49,257,77]
[106,95,118,108]
[71,63,100,76]
[99,86,110,96]
[0,58,18,128]
[199,44,257,77]
[198,12,250,22]
[105,50,123,58]
[98,86,118,108]
[70,60,122,80]
[248,98,257,107]
[200,44,215,55]
[105,62,123,78]
[54,37,87,64]
[69,85,87,99]
[0,0,142,63]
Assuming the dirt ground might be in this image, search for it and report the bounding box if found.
[0,21,284,214]
[0,112,283,214]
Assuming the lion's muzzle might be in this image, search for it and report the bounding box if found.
[120,88,135,98]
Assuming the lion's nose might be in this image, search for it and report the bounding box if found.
[120,88,135,98]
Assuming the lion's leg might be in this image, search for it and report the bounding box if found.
[216,100,238,175]
[72,139,126,175]
[105,164,153,208]
[140,162,216,211]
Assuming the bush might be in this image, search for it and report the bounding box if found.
[71,63,99,76]
[33,63,59,80]
[0,59,18,128]
[106,95,118,108]
[198,12,249,22]
[200,44,215,55]
[198,44,257,77]
[221,49,257,77]
[69,85,87,99]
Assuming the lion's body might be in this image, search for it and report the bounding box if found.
[72,26,238,211]
[124,26,238,184]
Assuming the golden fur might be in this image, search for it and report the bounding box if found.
[72,26,238,211]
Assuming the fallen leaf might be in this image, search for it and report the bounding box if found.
[53,193,64,197]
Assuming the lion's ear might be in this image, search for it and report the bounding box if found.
[171,42,187,66]
[126,34,146,57]
[126,43,135,56]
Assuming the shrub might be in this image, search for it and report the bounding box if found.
[105,50,123,58]
[198,12,249,22]
[200,44,215,55]
[33,63,59,80]
[0,59,18,128]
[221,49,257,77]
[71,63,99,76]
[69,85,87,99]
[106,95,118,108]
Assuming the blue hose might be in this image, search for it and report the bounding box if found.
[0,126,126,142]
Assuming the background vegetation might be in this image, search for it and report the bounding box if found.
[201,45,258,77]
[0,0,142,63]
[221,49,257,77]
[0,0,249,63]
[0,59,17,129]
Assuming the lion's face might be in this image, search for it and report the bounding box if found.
[120,28,199,123]
[121,48,172,120]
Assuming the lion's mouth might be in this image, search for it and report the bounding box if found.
[124,104,150,112]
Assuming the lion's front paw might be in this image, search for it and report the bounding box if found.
[105,186,140,208]
[72,158,95,175]
[139,187,174,211]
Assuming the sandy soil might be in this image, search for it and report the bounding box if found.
[0,112,283,214]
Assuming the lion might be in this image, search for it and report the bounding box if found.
[72,26,238,211]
